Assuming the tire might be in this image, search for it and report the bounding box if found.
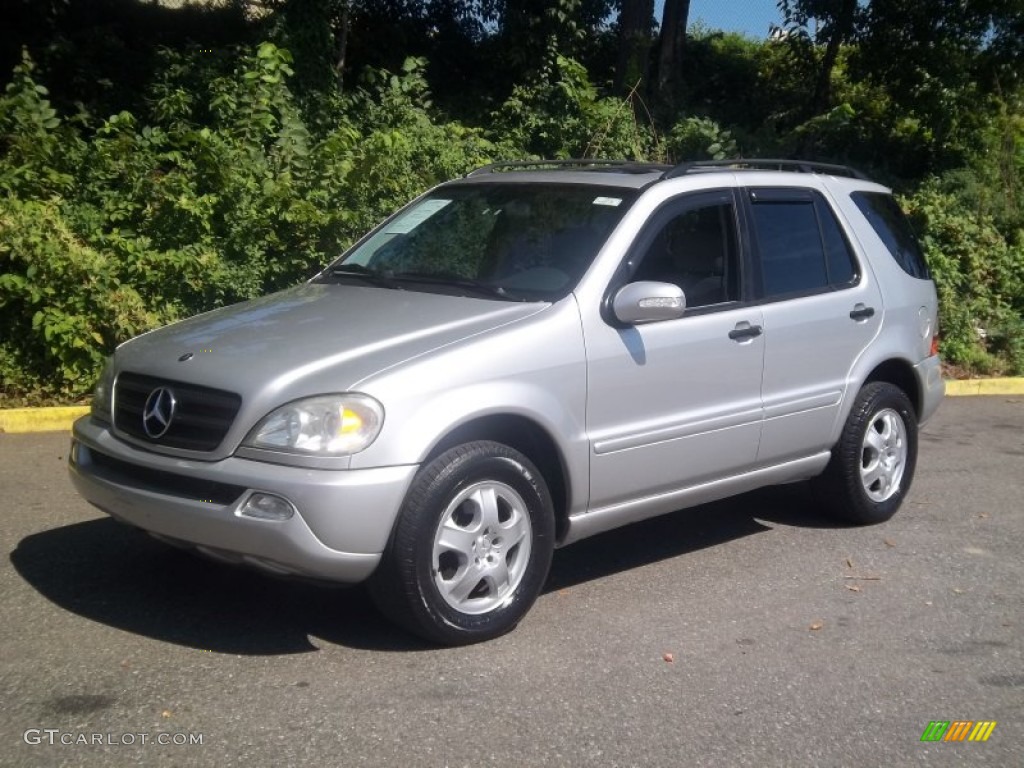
[369,441,555,646]
[812,382,918,525]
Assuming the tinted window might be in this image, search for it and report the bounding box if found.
[817,199,857,285]
[631,200,740,309]
[851,192,930,279]
[751,200,828,296]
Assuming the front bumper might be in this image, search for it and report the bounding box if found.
[914,354,945,426]
[68,416,417,583]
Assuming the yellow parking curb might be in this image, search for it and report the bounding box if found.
[944,378,1024,397]
[1,378,1022,434]
[0,406,91,433]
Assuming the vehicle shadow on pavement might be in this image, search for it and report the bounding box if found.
[547,482,845,591]
[10,518,425,654]
[10,484,842,654]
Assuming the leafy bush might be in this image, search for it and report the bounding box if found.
[0,35,1022,403]
[0,52,81,199]
[0,46,505,403]
[339,57,497,236]
[904,185,1024,375]
[665,116,739,161]
[494,54,655,160]
[0,197,165,399]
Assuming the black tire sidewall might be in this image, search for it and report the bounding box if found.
[385,442,555,645]
[832,382,919,524]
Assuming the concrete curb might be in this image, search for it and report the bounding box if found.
[944,378,1024,397]
[2,378,1023,434]
[0,406,90,434]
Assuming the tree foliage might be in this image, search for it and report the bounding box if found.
[0,0,1021,402]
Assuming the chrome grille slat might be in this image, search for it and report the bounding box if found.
[114,372,242,451]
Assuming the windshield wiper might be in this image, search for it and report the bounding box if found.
[326,264,401,289]
[391,271,520,301]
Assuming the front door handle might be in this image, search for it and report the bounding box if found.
[850,304,876,321]
[728,323,763,342]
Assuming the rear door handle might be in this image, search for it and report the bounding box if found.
[728,323,763,342]
[850,304,875,321]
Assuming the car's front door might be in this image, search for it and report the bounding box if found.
[582,190,765,514]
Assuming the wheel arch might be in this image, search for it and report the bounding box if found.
[423,415,572,543]
[863,358,921,419]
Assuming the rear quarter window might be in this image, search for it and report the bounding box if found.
[851,192,930,279]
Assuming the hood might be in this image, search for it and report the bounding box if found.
[116,283,547,401]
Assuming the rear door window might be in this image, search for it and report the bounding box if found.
[748,188,859,299]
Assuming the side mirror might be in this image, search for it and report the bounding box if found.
[612,281,687,325]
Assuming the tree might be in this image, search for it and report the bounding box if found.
[851,0,1024,173]
[656,0,690,106]
[615,0,654,93]
[777,0,859,118]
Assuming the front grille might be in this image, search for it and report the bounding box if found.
[114,372,242,451]
[87,447,246,505]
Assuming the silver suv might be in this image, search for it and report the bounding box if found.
[69,159,944,645]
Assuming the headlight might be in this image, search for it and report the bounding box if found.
[91,357,115,423]
[243,394,384,456]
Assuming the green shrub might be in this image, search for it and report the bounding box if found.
[904,184,1024,375]
[494,54,655,160]
[0,197,165,400]
[0,47,506,402]
[339,57,498,238]
[665,116,739,161]
[1,38,1021,402]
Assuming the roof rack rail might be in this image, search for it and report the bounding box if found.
[466,159,670,177]
[662,158,869,181]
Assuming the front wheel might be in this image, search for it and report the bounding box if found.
[813,382,918,525]
[369,441,555,645]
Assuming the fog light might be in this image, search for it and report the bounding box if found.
[239,493,295,521]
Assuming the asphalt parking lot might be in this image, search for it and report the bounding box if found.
[1,396,1021,767]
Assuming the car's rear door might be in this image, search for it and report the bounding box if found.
[744,186,883,464]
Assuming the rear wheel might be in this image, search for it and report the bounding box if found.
[369,441,555,645]
[813,382,918,524]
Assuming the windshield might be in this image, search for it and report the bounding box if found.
[323,183,638,301]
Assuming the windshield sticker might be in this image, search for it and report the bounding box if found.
[593,196,622,207]
[385,199,453,234]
